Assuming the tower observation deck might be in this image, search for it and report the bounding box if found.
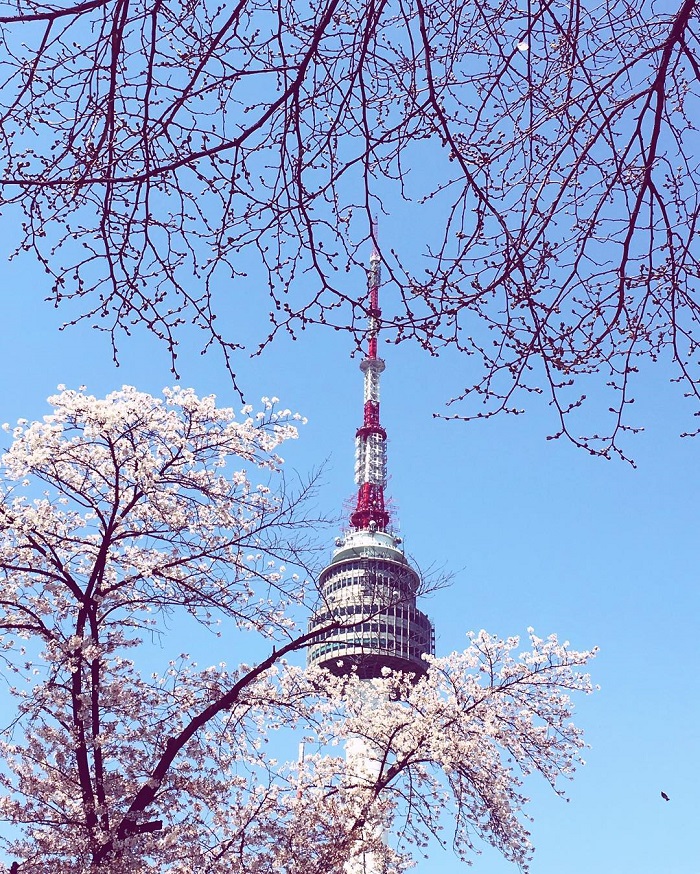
[307,247,434,679]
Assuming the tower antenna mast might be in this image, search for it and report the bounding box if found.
[351,231,389,530]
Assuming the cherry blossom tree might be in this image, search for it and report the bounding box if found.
[0,1,698,454]
[0,386,596,873]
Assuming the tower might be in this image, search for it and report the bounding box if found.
[307,247,434,679]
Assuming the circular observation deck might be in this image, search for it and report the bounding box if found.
[307,529,435,679]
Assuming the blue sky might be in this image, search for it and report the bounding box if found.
[1,217,697,874]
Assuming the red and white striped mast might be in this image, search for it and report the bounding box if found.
[350,243,390,531]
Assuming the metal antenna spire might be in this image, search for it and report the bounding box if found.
[350,238,389,530]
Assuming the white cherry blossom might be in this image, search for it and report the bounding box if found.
[0,387,596,873]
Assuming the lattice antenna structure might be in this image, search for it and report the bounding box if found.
[308,247,434,680]
[351,245,388,530]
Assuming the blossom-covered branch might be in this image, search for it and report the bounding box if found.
[0,387,596,872]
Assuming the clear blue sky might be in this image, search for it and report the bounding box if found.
[1,212,697,873]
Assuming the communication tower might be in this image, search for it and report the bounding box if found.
[307,246,435,679]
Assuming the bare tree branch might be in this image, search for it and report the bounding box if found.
[0,0,698,454]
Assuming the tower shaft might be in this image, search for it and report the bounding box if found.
[344,736,385,874]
